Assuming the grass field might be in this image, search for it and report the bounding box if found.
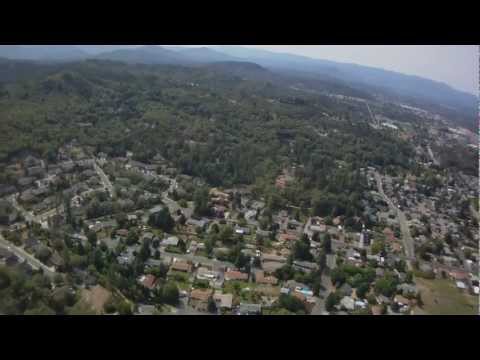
[415,278,478,315]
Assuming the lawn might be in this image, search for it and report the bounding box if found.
[415,278,478,315]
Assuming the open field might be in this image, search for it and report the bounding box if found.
[415,278,478,315]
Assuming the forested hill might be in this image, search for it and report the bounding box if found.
[0,59,414,199]
[0,45,476,131]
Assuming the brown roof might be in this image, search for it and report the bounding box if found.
[254,270,278,285]
[292,291,306,303]
[190,288,213,302]
[371,305,384,315]
[117,229,129,237]
[171,260,192,273]
[279,233,298,242]
[225,270,248,281]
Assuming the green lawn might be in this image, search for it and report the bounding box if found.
[415,278,478,315]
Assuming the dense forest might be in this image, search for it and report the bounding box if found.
[0,59,416,213]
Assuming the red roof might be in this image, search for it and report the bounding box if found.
[141,274,158,290]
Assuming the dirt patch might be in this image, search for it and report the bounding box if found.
[81,285,112,314]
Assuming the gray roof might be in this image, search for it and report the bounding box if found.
[239,303,262,314]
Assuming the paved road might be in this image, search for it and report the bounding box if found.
[8,195,36,223]
[0,233,56,277]
[94,161,115,197]
[8,195,62,225]
[374,172,414,270]
[366,103,380,127]
[426,145,440,166]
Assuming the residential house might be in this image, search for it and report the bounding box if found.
[139,274,158,290]
[254,270,278,285]
[224,270,248,282]
[292,260,318,274]
[161,236,179,247]
[189,288,213,311]
[170,259,193,273]
[213,292,233,311]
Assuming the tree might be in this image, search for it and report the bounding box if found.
[325,292,341,312]
[193,187,211,217]
[374,274,398,297]
[126,229,139,246]
[322,233,332,254]
[162,283,179,306]
[117,301,132,315]
[207,297,217,313]
[148,208,174,233]
[219,225,234,245]
[277,294,306,314]
[87,231,98,247]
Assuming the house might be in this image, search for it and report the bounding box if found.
[292,261,318,273]
[170,259,192,273]
[48,252,65,270]
[189,288,213,311]
[280,287,291,295]
[127,214,138,223]
[262,261,285,274]
[186,218,209,229]
[393,295,411,307]
[337,283,353,297]
[261,253,287,263]
[116,229,129,238]
[449,270,469,281]
[371,305,384,315]
[254,270,278,285]
[225,270,248,282]
[139,274,158,290]
[235,226,250,235]
[161,236,179,247]
[27,166,45,177]
[196,267,219,282]
[278,232,298,242]
[137,304,157,315]
[340,296,355,311]
[238,303,262,315]
[141,232,155,243]
[376,294,391,305]
[213,292,233,310]
[17,176,35,188]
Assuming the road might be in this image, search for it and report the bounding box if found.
[94,161,115,197]
[8,195,62,225]
[8,195,35,223]
[366,103,380,127]
[426,145,440,166]
[0,233,56,277]
[374,172,415,270]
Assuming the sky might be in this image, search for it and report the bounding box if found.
[176,45,478,96]
[243,45,479,96]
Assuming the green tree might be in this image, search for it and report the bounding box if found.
[162,283,179,306]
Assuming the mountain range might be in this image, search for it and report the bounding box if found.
[0,45,477,127]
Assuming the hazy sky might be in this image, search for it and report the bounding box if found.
[241,45,479,96]
[173,45,478,96]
